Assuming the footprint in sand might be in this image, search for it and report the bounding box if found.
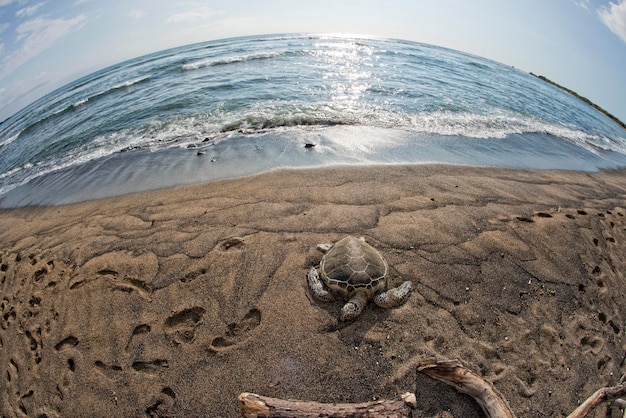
[589,265,609,290]
[597,312,621,334]
[33,265,49,282]
[516,216,534,223]
[219,236,245,251]
[145,387,177,417]
[4,359,26,412]
[131,359,169,374]
[534,212,553,218]
[99,269,153,301]
[209,308,261,352]
[1,254,8,273]
[94,360,123,379]
[1,298,16,329]
[180,268,207,283]
[580,335,604,355]
[125,324,152,351]
[67,358,76,372]
[6,357,19,384]
[54,335,79,351]
[608,320,620,334]
[51,335,80,391]
[164,307,206,344]
[514,211,554,222]
[24,327,42,364]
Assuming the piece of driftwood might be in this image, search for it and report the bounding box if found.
[417,360,626,418]
[417,358,516,418]
[238,391,417,417]
[566,380,626,418]
[239,360,626,417]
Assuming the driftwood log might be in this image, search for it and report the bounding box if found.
[417,359,516,418]
[238,359,626,417]
[238,391,416,417]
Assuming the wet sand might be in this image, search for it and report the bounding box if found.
[1,164,625,417]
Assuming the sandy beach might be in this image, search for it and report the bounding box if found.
[1,164,626,417]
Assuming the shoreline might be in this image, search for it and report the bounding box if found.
[2,160,625,210]
[1,164,626,417]
[3,127,626,209]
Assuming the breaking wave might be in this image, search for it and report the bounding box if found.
[182,51,286,71]
[72,75,153,108]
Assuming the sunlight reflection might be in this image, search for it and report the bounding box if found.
[310,39,375,109]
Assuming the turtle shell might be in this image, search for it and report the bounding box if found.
[319,236,388,293]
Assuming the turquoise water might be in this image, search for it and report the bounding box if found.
[1,34,625,207]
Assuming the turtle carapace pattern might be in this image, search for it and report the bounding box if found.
[307,236,412,321]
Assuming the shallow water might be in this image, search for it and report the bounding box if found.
[1,34,625,207]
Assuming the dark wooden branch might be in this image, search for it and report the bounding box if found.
[417,359,516,418]
[238,391,416,417]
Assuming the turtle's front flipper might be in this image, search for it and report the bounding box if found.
[307,267,335,302]
[340,291,369,321]
[373,281,412,309]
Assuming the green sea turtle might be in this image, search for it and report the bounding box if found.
[307,236,412,321]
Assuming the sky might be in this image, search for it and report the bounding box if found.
[0,0,626,123]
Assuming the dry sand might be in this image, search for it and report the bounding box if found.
[1,164,626,417]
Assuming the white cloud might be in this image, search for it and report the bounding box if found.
[166,6,215,23]
[0,0,16,6]
[16,1,47,18]
[1,14,86,77]
[575,0,587,9]
[129,9,146,19]
[576,0,591,10]
[0,22,10,34]
[599,0,626,43]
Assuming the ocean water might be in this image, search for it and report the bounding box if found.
[1,34,625,207]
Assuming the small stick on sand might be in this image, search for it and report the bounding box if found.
[417,358,516,418]
[238,391,416,417]
[565,381,626,418]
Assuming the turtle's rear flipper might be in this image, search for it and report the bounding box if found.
[374,281,412,308]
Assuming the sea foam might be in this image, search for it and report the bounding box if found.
[1,34,625,207]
